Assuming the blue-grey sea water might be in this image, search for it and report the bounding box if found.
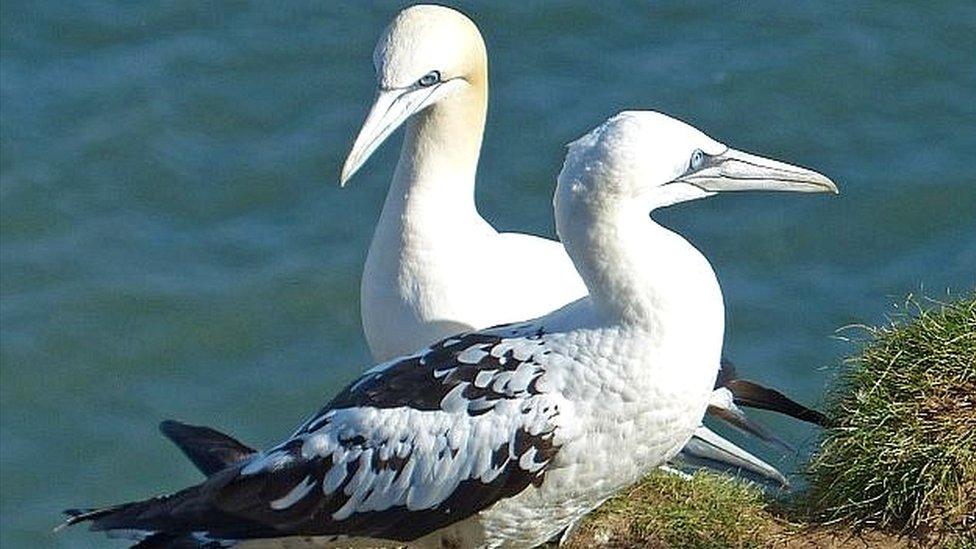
[2,2,974,547]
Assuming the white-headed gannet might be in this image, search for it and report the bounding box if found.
[340,4,831,483]
[64,111,837,548]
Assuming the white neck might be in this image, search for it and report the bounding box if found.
[362,80,492,360]
[376,83,488,240]
[555,197,724,336]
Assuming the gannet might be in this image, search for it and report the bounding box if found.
[155,357,825,490]
[64,111,836,548]
[340,4,828,481]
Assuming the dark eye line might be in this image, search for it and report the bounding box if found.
[417,70,442,88]
[684,149,722,175]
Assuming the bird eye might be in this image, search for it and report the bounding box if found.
[690,149,706,170]
[417,70,441,87]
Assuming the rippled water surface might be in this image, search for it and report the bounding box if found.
[2,2,974,547]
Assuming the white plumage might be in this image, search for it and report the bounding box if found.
[342,4,831,480]
[64,110,835,548]
[346,4,586,364]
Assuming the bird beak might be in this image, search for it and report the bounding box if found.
[677,148,838,194]
[340,85,442,186]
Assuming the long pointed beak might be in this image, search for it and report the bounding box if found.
[678,148,838,194]
[340,88,413,186]
[341,81,454,186]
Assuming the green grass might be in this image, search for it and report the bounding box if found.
[802,293,976,545]
[562,293,974,548]
[565,470,776,549]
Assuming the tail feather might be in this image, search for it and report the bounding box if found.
[59,423,276,544]
[131,532,227,548]
[60,472,279,543]
[708,402,794,452]
[61,486,203,534]
[159,420,257,477]
[57,506,124,531]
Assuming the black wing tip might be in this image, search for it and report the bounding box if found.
[158,418,256,477]
[803,409,834,428]
[159,419,202,442]
[727,379,834,428]
[158,419,179,431]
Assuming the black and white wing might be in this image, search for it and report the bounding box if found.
[67,327,565,543]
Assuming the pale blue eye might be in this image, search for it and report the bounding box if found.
[418,70,441,87]
[690,149,705,170]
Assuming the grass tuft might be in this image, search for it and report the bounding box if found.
[560,294,973,548]
[565,470,775,548]
[802,293,976,544]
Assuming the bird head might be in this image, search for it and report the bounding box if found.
[340,5,487,186]
[557,111,838,214]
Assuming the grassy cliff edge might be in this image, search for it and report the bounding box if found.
[563,293,975,548]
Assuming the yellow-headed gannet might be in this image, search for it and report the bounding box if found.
[64,111,836,548]
[340,4,832,484]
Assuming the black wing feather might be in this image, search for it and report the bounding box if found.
[726,379,832,427]
[159,420,257,477]
[64,328,561,544]
[716,357,831,427]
